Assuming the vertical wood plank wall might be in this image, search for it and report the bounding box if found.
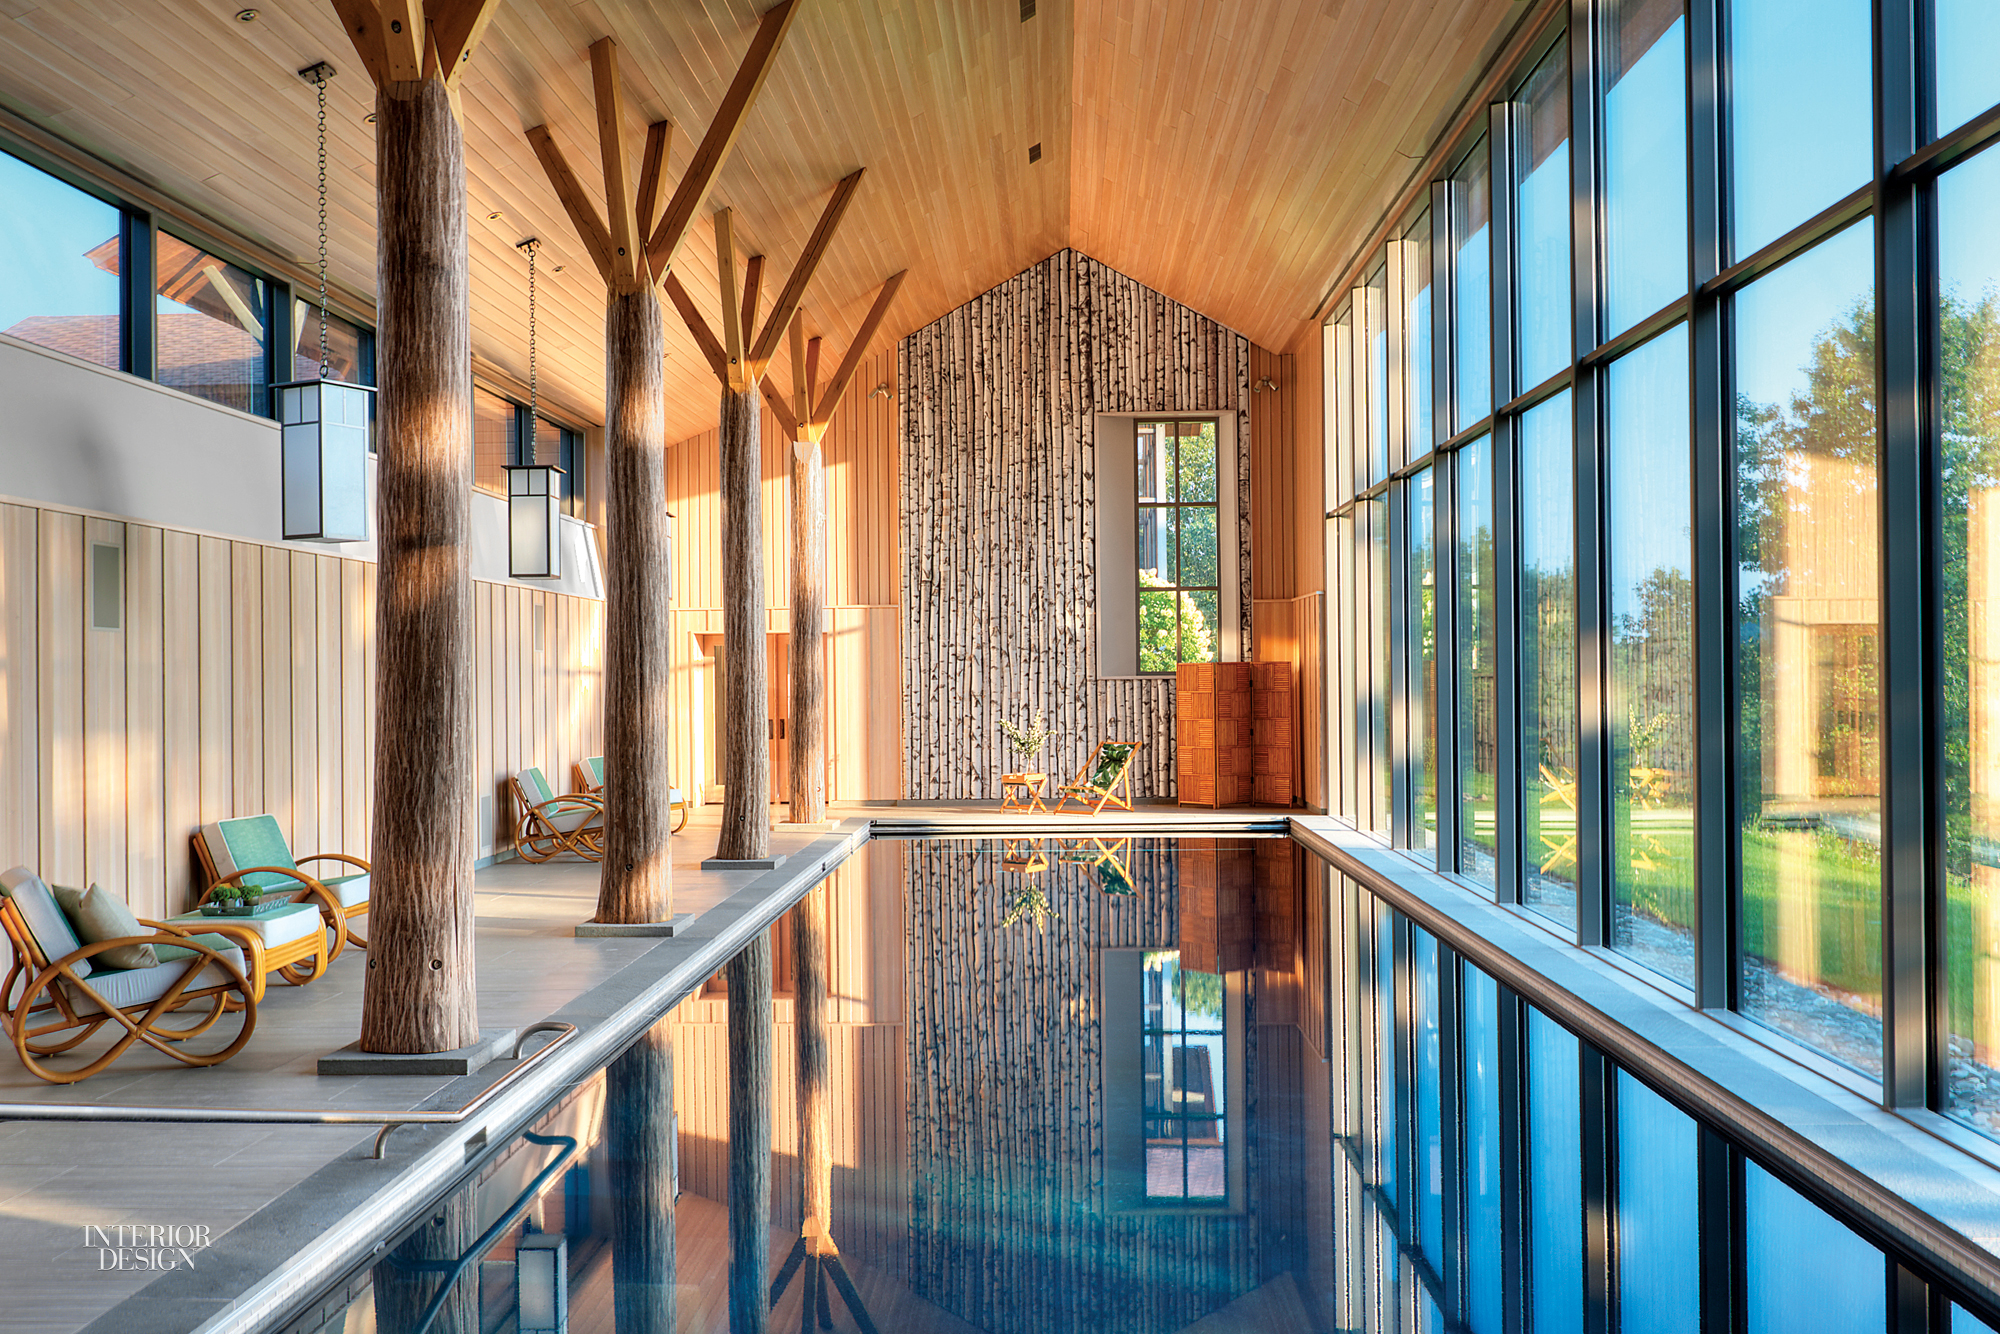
[664,348,903,804]
[898,249,1258,803]
[0,497,603,921]
[1253,326,1330,814]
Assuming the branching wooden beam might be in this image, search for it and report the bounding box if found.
[589,37,640,286]
[327,0,389,86]
[662,270,728,383]
[644,0,803,281]
[790,311,811,424]
[808,270,905,435]
[636,121,672,245]
[715,208,745,391]
[378,0,425,82]
[746,169,862,383]
[762,382,799,439]
[805,333,821,409]
[428,0,502,89]
[525,125,616,284]
[740,254,764,358]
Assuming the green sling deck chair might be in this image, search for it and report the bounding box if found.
[1051,741,1143,815]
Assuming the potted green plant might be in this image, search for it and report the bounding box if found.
[997,711,1051,765]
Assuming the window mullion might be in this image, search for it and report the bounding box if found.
[1876,0,1932,1112]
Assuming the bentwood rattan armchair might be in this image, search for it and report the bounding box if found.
[0,867,256,1083]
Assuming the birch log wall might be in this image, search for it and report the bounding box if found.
[0,496,604,942]
[898,250,1256,802]
[665,348,902,806]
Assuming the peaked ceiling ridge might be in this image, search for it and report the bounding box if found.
[901,245,1264,354]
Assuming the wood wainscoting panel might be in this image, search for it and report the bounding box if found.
[0,494,604,943]
[0,504,39,879]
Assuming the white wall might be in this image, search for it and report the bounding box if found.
[0,332,603,599]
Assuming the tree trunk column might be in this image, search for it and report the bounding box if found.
[361,76,478,1055]
[600,285,674,922]
[792,884,831,1231]
[718,386,770,860]
[788,439,827,824]
[606,1019,678,1334]
[726,933,773,1334]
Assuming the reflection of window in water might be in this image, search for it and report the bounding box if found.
[1141,951,1227,1201]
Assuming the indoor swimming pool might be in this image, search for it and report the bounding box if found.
[285,835,2000,1334]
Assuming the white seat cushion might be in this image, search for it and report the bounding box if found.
[63,944,247,1018]
[542,801,601,835]
[170,901,322,951]
[323,872,370,909]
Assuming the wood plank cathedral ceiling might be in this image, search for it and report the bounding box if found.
[0,0,1526,444]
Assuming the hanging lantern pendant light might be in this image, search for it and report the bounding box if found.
[277,60,374,544]
[506,236,564,579]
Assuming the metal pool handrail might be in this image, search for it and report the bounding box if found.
[0,1021,575,1159]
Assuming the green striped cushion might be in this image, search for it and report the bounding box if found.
[521,767,555,805]
[583,756,605,788]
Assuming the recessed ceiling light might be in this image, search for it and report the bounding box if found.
[552,264,564,273]
[487,210,504,221]
[364,113,377,123]
[235,8,259,22]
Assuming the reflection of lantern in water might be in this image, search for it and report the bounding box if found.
[515,1230,568,1334]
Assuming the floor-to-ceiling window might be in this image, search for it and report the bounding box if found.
[1324,0,2000,1148]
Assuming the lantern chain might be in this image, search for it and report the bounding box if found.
[519,237,540,460]
[313,64,330,380]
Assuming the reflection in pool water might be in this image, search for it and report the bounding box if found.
[297,836,1970,1334]
[310,837,1325,1333]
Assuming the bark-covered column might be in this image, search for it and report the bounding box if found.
[726,933,773,1334]
[718,386,771,860]
[788,439,827,824]
[606,1019,677,1334]
[599,285,674,922]
[360,76,478,1054]
[791,884,831,1230]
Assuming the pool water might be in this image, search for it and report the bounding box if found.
[309,836,1324,1334]
[300,834,1972,1334]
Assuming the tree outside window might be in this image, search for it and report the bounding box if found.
[1137,419,1221,673]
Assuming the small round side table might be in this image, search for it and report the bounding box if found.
[1000,772,1049,813]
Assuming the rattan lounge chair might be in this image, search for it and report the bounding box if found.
[572,755,690,832]
[0,867,256,1083]
[192,814,369,956]
[512,767,606,862]
[1051,741,1143,815]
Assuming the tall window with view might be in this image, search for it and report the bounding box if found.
[1137,419,1221,673]
[1940,144,2000,1133]
[1732,221,1881,1080]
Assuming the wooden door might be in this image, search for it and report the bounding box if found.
[768,632,790,803]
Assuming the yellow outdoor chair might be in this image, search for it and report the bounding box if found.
[0,867,257,1083]
[512,767,606,862]
[573,755,690,832]
[1052,741,1144,815]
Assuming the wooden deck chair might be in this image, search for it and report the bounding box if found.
[1051,741,1144,815]
[0,867,256,1083]
[572,755,690,832]
[513,767,606,862]
[192,815,368,956]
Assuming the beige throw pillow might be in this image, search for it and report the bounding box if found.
[52,883,158,971]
